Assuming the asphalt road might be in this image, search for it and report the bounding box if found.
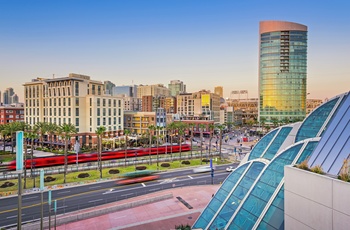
[0,163,238,228]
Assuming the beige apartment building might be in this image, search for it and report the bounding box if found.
[137,84,170,98]
[23,73,124,147]
[124,111,156,135]
[176,90,220,123]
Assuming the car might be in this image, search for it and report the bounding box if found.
[193,166,215,173]
[226,166,235,172]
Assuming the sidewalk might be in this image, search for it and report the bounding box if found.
[54,185,219,230]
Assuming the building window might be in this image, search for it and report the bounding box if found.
[103,117,106,125]
[75,98,79,106]
[75,82,79,96]
[103,99,106,107]
[68,98,71,106]
[90,98,92,106]
[113,100,116,107]
[75,108,79,116]
[97,118,100,126]
[98,86,101,95]
[90,108,92,116]
[97,108,100,116]
[108,99,111,107]
[75,118,79,126]
[103,108,106,116]
[68,108,71,116]
[97,98,100,106]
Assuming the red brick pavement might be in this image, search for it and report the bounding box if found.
[56,185,219,230]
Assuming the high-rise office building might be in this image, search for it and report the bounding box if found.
[168,80,186,97]
[214,86,223,98]
[2,87,15,104]
[259,21,307,123]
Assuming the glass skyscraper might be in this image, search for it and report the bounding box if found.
[259,21,308,123]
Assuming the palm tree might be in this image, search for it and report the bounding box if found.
[177,122,186,163]
[199,124,206,165]
[216,124,225,160]
[167,122,176,162]
[188,123,195,159]
[208,124,215,158]
[148,125,155,165]
[27,126,39,187]
[95,126,106,179]
[34,122,48,149]
[259,117,267,134]
[271,117,279,128]
[17,122,31,189]
[5,122,20,153]
[58,123,77,184]
[123,129,131,167]
[0,124,7,152]
[47,122,58,152]
[155,126,163,170]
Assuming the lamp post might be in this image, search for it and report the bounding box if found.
[40,169,44,230]
[16,131,24,230]
[54,200,57,230]
[74,141,80,166]
[48,190,52,230]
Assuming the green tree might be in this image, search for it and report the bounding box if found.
[148,125,155,165]
[26,126,39,187]
[58,123,77,184]
[216,124,225,160]
[271,117,279,128]
[47,122,59,152]
[34,122,48,149]
[95,126,106,179]
[176,122,186,163]
[208,124,215,158]
[166,122,177,162]
[124,129,131,167]
[199,124,206,165]
[188,123,195,159]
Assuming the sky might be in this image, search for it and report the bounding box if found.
[0,0,349,101]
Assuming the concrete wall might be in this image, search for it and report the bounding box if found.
[284,166,350,230]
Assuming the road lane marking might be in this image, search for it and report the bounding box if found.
[88,199,103,203]
[141,183,146,187]
[57,190,70,194]
[188,175,193,179]
[121,193,134,197]
[89,186,101,189]
[23,196,38,200]
[6,214,24,219]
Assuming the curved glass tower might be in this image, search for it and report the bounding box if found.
[259,21,308,123]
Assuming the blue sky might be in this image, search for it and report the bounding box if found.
[1,0,349,101]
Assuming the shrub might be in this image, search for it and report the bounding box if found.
[0,181,15,188]
[296,159,309,171]
[136,166,147,170]
[175,224,191,230]
[202,159,210,163]
[161,163,170,167]
[181,160,190,165]
[78,173,90,178]
[310,165,324,174]
[338,173,350,182]
[109,169,120,174]
[44,176,56,182]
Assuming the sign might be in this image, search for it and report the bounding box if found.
[16,131,24,171]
